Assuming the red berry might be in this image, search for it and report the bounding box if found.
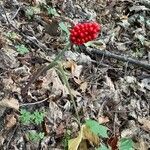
[70,22,101,45]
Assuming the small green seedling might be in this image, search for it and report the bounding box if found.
[62,130,72,150]
[20,109,32,125]
[46,6,59,17]
[27,131,45,142]
[19,109,45,125]
[32,110,45,125]
[15,44,29,55]
[5,32,18,41]
[25,7,34,20]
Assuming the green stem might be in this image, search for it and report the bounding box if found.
[57,63,81,127]
[46,42,71,70]
[22,42,71,95]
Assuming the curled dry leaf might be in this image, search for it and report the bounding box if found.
[0,97,19,110]
[63,60,83,79]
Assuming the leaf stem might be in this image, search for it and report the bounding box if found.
[57,63,81,127]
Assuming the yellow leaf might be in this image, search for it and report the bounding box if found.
[78,140,88,150]
[83,125,100,146]
[68,125,100,150]
[68,125,84,150]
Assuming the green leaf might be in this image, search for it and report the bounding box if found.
[59,22,70,35]
[85,119,108,138]
[32,111,45,125]
[118,138,134,150]
[27,131,45,142]
[15,44,29,55]
[47,7,59,16]
[97,144,110,150]
[20,109,32,125]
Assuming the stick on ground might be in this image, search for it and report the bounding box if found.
[88,48,150,70]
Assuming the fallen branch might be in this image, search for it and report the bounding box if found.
[88,48,150,70]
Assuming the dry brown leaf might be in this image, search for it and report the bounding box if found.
[47,100,62,123]
[138,138,149,150]
[71,89,81,97]
[3,77,20,93]
[138,117,150,132]
[42,69,69,96]
[5,114,17,129]
[80,82,88,92]
[63,60,77,75]
[0,97,19,110]
[63,61,83,78]
[73,77,82,85]
[105,75,115,92]
[98,116,109,124]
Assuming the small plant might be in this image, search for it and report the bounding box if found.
[47,7,59,17]
[62,130,72,150]
[32,110,45,125]
[15,44,29,55]
[20,109,32,125]
[19,109,45,125]
[85,119,108,138]
[25,7,34,20]
[5,32,18,41]
[68,119,135,150]
[27,130,45,142]
[118,138,134,150]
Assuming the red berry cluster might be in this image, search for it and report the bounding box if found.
[70,22,101,45]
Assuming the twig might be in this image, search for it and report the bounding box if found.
[0,5,10,25]
[11,6,21,20]
[6,124,18,149]
[20,98,48,106]
[87,48,150,70]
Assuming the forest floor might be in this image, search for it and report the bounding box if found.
[0,0,150,150]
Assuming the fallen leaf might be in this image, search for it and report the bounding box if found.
[56,123,65,137]
[68,125,100,150]
[63,60,83,78]
[107,136,119,150]
[80,82,88,92]
[5,114,17,129]
[138,117,150,132]
[105,75,115,92]
[141,78,150,90]
[0,97,19,110]
[42,68,69,96]
[46,100,62,124]
[83,125,100,146]
[98,116,109,124]
[68,125,83,150]
[137,138,149,150]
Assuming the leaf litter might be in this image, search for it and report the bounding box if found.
[0,0,150,149]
